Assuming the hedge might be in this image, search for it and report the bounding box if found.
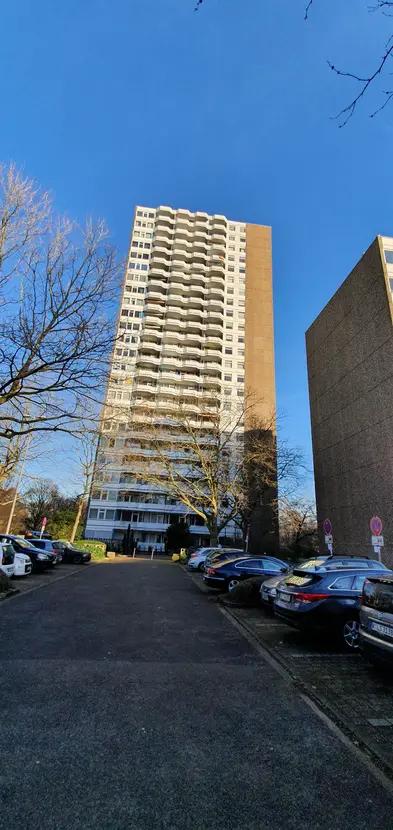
[78,540,107,560]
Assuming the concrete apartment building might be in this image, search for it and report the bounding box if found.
[85,205,277,552]
[306,236,393,564]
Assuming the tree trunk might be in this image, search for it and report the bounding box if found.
[208,520,219,547]
[70,498,84,543]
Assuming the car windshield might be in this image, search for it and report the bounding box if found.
[7,537,38,551]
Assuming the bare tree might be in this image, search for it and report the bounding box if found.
[69,433,100,543]
[279,497,318,555]
[23,479,62,531]
[195,1,393,124]
[0,163,121,484]
[103,399,287,548]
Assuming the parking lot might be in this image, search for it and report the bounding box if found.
[3,561,93,599]
[188,569,393,780]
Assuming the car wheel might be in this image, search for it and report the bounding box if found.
[227,578,240,593]
[342,618,360,650]
[73,554,83,564]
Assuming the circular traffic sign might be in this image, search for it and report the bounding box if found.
[370,516,383,536]
[323,518,332,535]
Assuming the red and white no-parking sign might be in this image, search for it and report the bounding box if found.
[370,516,383,536]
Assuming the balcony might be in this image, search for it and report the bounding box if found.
[136,354,161,366]
[149,265,170,280]
[152,245,171,259]
[145,289,166,303]
[150,255,170,270]
[161,331,186,345]
[134,368,158,382]
[147,277,168,290]
[134,381,157,393]
[153,231,172,246]
[204,335,223,347]
[157,206,175,220]
[206,310,224,323]
[137,340,161,355]
[154,224,174,241]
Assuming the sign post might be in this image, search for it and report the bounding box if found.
[323,519,333,554]
[39,516,47,539]
[370,516,384,561]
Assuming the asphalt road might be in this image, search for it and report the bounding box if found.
[0,561,392,830]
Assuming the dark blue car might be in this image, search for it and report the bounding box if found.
[203,555,289,593]
[273,557,392,650]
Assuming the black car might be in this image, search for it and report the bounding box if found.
[27,538,63,564]
[0,534,53,573]
[51,540,91,564]
[203,555,289,592]
[273,557,392,649]
[203,548,245,570]
[360,575,393,667]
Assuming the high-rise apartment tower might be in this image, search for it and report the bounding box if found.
[85,206,277,552]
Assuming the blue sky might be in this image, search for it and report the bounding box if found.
[1,0,391,493]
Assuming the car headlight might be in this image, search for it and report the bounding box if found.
[271,588,277,596]
[37,553,49,561]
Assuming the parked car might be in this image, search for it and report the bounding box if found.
[25,530,52,540]
[13,549,33,577]
[360,575,393,667]
[260,557,331,609]
[51,540,91,564]
[260,574,287,609]
[273,558,392,650]
[27,537,62,564]
[188,547,223,571]
[203,548,245,570]
[203,555,289,592]
[0,534,53,573]
[0,541,15,578]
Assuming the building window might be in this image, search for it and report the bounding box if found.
[390,277,393,291]
[224,374,231,381]
[225,348,232,354]
[385,250,393,264]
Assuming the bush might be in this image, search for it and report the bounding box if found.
[78,540,107,560]
[219,576,264,608]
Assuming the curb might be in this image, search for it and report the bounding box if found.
[184,566,393,789]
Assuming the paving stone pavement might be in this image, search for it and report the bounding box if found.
[188,570,393,778]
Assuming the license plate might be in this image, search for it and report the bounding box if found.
[277,591,291,603]
[370,621,393,639]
